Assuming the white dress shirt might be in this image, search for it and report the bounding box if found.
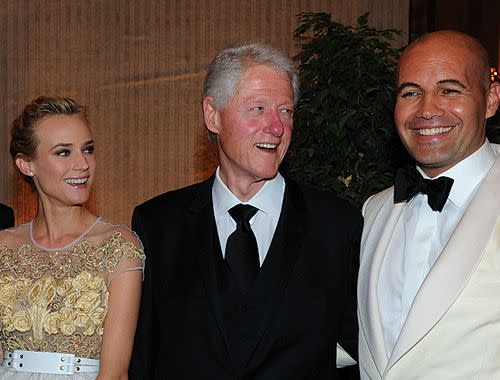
[378,141,497,360]
[212,167,285,265]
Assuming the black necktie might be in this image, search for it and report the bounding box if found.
[394,166,454,212]
[225,204,259,294]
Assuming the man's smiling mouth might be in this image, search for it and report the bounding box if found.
[255,143,278,152]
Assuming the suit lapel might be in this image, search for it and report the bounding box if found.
[358,188,404,375]
[242,180,306,367]
[188,176,233,363]
[386,155,500,372]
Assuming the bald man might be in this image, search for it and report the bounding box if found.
[358,30,500,379]
[0,203,14,229]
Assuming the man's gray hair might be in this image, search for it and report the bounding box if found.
[202,42,300,110]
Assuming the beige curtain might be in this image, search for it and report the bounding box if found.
[0,0,409,226]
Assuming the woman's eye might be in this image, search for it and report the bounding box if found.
[83,146,94,154]
[56,150,70,157]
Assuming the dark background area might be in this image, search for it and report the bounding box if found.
[410,0,499,67]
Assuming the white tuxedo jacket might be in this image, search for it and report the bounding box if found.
[358,144,500,380]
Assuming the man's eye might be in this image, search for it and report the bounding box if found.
[400,90,419,98]
[442,88,460,95]
[251,106,264,111]
[280,108,294,116]
[83,146,94,154]
[56,150,70,157]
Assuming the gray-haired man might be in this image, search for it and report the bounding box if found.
[130,42,362,379]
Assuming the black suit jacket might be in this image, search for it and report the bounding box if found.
[0,203,14,230]
[129,176,362,379]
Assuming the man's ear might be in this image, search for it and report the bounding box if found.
[485,81,500,119]
[203,96,221,134]
[15,154,33,177]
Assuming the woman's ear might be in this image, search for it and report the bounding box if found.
[15,154,34,177]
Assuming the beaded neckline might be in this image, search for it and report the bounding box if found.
[29,216,102,251]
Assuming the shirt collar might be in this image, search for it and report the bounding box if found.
[212,167,285,216]
[417,141,496,207]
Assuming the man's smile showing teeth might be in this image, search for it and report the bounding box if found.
[415,127,452,136]
[255,143,277,151]
[64,177,89,185]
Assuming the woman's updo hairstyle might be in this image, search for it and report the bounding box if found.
[10,96,87,185]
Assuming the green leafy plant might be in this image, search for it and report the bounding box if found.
[284,12,409,207]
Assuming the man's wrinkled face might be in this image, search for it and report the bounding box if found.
[206,64,294,188]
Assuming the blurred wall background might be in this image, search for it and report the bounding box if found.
[0,0,409,226]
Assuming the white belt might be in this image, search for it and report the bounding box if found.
[2,350,99,375]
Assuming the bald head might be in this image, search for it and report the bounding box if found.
[393,30,500,177]
[397,30,491,90]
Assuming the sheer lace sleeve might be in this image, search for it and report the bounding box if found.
[99,226,145,286]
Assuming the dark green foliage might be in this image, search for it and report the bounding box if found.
[284,12,409,208]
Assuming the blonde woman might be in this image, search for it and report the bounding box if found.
[0,96,145,379]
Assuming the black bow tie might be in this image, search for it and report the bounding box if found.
[394,166,454,212]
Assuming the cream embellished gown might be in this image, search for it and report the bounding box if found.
[0,217,145,379]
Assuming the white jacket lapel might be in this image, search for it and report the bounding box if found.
[359,188,404,375]
[386,155,500,373]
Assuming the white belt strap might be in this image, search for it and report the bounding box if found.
[2,350,100,375]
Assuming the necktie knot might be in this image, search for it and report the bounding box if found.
[229,204,258,225]
[394,166,454,212]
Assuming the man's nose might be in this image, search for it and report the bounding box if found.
[417,93,444,120]
[265,109,285,137]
